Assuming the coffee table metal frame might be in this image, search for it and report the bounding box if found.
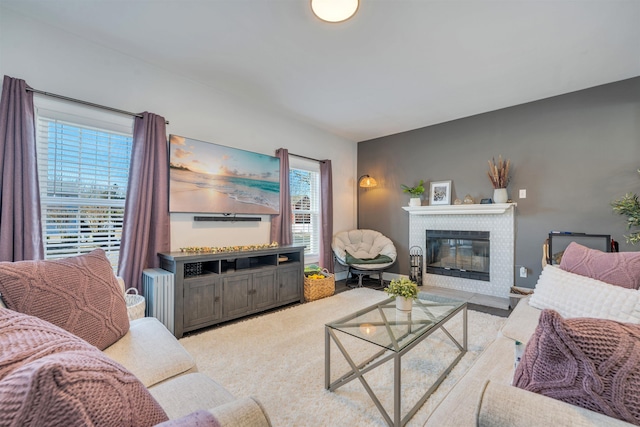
[325,297,467,427]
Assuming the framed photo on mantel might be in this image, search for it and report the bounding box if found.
[429,180,452,205]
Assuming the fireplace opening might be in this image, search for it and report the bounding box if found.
[426,230,490,281]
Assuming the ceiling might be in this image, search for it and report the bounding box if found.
[3,0,640,142]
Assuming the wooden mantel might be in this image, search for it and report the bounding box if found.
[402,203,516,216]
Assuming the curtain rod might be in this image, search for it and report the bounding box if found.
[289,152,324,163]
[26,87,170,125]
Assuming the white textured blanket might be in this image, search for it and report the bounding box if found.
[529,265,640,323]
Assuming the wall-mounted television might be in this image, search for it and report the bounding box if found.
[169,135,280,215]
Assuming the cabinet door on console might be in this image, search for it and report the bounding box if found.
[278,265,302,303]
[183,276,222,330]
[252,269,278,311]
[222,273,253,318]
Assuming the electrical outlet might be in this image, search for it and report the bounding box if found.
[519,189,527,199]
[519,266,527,278]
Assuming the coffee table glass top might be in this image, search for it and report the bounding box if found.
[325,294,465,352]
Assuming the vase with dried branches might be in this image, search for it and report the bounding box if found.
[488,156,511,203]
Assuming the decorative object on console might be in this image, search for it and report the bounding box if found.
[513,309,640,426]
[168,134,280,215]
[463,194,474,204]
[180,242,279,253]
[429,180,452,205]
[454,198,462,205]
[401,179,425,207]
[487,155,511,203]
[611,169,640,245]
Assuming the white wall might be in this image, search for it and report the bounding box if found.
[0,8,358,251]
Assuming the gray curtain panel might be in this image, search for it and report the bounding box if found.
[269,148,292,245]
[319,159,333,271]
[118,112,170,293]
[0,75,44,262]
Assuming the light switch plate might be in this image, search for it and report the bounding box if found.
[519,189,527,199]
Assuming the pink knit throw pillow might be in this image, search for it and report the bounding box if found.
[0,307,168,427]
[0,249,129,350]
[560,242,640,289]
[514,309,640,425]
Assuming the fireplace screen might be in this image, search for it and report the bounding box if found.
[426,230,490,281]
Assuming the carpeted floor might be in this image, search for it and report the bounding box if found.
[180,288,506,427]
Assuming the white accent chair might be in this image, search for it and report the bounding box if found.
[332,229,397,288]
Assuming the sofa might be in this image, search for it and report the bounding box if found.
[0,249,271,427]
[424,242,640,427]
[104,315,272,426]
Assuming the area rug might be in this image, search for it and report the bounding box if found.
[180,288,506,426]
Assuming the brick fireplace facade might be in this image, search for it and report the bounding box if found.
[403,204,516,299]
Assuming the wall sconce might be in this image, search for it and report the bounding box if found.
[311,0,359,23]
[357,174,377,228]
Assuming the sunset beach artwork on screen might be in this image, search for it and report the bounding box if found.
[169,135,280,215]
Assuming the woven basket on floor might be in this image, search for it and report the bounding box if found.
[304,269,335,302]
[125,287,145,321]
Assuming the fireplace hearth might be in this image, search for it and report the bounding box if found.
[426,230,490,281]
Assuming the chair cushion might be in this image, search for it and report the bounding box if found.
[345,251,394,265]
[559,242,640,289]
[0,307,168,427]
[513,309,640,425]
[0,249,129,350]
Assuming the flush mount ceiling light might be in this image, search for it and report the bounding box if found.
[311,0,359,23]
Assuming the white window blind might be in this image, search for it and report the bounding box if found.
[289,157,320,263]
[35,99,133,270]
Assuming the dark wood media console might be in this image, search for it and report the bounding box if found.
[159,245,305,338]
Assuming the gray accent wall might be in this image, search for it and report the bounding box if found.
[358,77,640,288]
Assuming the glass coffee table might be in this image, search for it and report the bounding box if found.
[325,294,467,427]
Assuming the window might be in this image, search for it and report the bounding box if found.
[289,157,320,263]
[35,98,133,270]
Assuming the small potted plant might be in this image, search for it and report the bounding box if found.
[384,277,419,311]
[401,180,425,207]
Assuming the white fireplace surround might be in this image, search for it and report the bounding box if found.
[403,203,516,301]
